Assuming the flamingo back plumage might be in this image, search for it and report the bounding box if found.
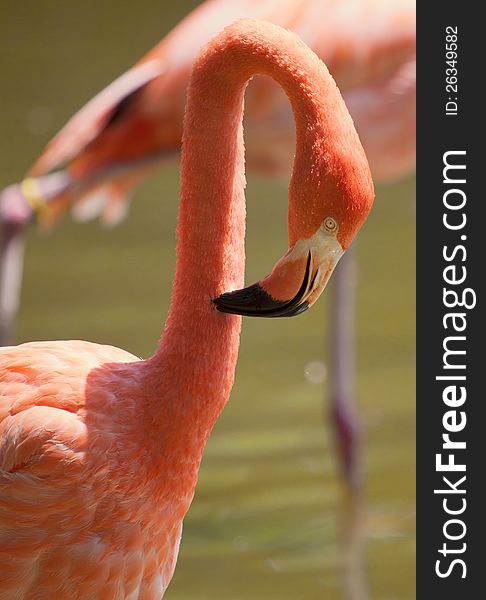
[0,341,183,599]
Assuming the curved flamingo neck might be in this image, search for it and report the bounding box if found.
[148,20,368,454]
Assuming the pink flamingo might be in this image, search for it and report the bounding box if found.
[0,0,415,486]
[0,20,374,598]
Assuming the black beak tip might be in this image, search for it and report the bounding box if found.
[288,301,310,317]
[213,282,278,316]
[213,292,235,314]
[213,286,309,318]
[213,251,314,318]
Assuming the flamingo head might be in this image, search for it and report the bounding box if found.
[214,137,374,317]
[214,186,373,318]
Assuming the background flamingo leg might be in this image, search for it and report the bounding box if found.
[328,243,370,600]
[0,222,27,346]
[328,243,364,492]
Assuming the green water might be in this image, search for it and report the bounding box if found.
[1,2,415,598]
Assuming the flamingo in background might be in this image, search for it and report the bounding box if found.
[0,20,374,598]
[0,0,415,488]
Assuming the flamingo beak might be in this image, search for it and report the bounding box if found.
[214,223,344,318]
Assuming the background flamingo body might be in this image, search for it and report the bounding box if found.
[0,0,414,232]
[0,20,374,598]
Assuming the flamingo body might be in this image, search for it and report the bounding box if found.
[0,20,374,598]
[0,341,184,598]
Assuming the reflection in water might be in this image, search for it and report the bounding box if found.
[340,488,370,600]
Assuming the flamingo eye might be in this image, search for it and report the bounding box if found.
[323,217,338,234]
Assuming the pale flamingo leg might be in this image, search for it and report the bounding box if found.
[0,223,26,346]
[329,243,370,600]
[329,243,364,491]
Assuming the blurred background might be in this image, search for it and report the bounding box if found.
[0,1,415,598]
